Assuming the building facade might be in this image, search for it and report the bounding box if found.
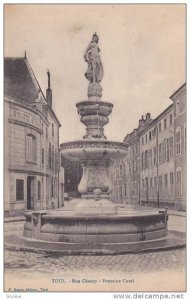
[4,56,64,216]
[110,114,152,204]
[110,83,186,211]
[170,83,186,210]
[140,105,175,208]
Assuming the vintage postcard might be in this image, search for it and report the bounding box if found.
[4,4,186,293]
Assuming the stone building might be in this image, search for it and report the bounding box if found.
[4,56,64,216]
[170,83,186,210]
[110,83,186,210]
[140,104,174,208]
[110,114,152,204]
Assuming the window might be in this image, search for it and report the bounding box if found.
[42,148,44,165]
[141,153,144,170]
[124,184,127,197]
[142,179,144,190]
[163,140,168,162]
[159,175,162,187]
[16,179,24,201]
[150,178,152,188]
[26,134,37,162]
[164,174,168,187]
[42,123,44,134]
[159,123,161,133]
[38,181,41,200]
[145,150,148,169]
[164,119,167,130]
[119,164,123,177]
[132,160,135,173]
[176,101,180,115]
[149,131,151,141]
[176,168,182,196]
[176,128,181,155]
[142,137,144,145]
[46,127,48,139]
[52,123,54,137]
[119,185,122,198]
[170,172,174,185]
[154,177,157,188]
[170,114,173,125]
[145,134,147,144]
[153,146,157,165]
[149,149,152,167]
[169,137,174,159]
[159,143,162,163]
[51,177,54,197]
[52,145,54,170]
[49,142,52,169]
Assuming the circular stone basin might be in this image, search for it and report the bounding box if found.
[4,209,186,255]
[60,140,128,161]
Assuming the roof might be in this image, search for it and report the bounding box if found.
[4,57,46,103]
[170,82,186,100]
[4,56,61,127]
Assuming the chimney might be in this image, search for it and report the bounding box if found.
[146,113,151,120]
[46,70,52,107]
[139,115,145,127]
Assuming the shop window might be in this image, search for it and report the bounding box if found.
[16,179,24,201]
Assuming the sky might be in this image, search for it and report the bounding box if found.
[4,4,186,143]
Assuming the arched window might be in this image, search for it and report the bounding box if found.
[176,128,181,156]
[26,134,37,162]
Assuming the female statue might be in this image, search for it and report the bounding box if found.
[84,33,104,84]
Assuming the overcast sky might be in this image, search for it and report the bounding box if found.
[5,4,185,143]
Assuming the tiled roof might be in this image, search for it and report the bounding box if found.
[4,57,44,103]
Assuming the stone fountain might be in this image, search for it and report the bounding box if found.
[5,34,185,254]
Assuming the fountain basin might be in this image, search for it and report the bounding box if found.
[76,100,113,117]
[23,210,168,244]
[60,140,128,161]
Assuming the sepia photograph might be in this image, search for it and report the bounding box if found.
[4,3,186,293]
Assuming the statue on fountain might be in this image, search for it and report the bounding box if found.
[84,33,103,100]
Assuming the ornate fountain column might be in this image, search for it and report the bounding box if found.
[61,33,128,214]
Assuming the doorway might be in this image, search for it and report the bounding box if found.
[27,176,34,210]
